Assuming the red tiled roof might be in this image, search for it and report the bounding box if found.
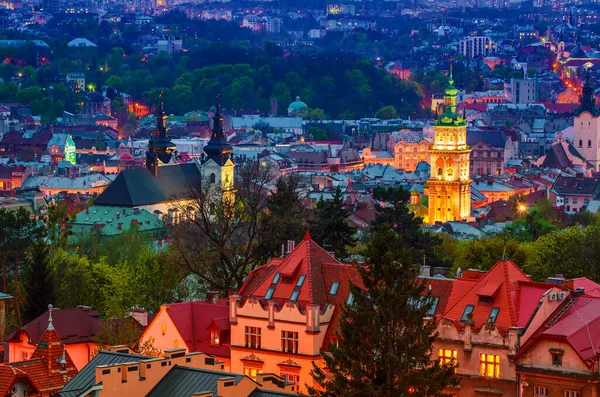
[238,232,363,347]
[0,326,77,395]
[6,307,101,345]
[442,260,542,335]
[518,296,600,368]
[419,277,454,318]
[0,365,31,396]
[239,231,351,306]
[165,301,230,357]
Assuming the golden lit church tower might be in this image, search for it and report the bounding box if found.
[427,68,472,224]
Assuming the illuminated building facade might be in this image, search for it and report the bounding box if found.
[427,71,472,223]
[573,72,600,171]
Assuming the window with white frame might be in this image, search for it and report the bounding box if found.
[245,326,261,349]
[281,330,299,353]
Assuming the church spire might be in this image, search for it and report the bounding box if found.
[202,93,233,166]
[575,70,599,116]
[146,92,176,174]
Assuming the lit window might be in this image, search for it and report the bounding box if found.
[290,290,300,301]
[534,386,549,396]
[564,391,580,397]
[460,305,474,322]
[272,273,280,285]
[210,329,220,346]
[244,367,262,380]
[281,331,299,353]
[480,354,500,378]
[245,326,261,349]
[265,288,275,300]
[296,274,306,287]
[488,307,500,323]
[438,349,457,364]
[329,282,340,296]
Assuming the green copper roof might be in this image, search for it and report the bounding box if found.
[288,96,308,110]
[71,205,166,236]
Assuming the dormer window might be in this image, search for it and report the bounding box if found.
[460,304,474,322]
[329,282,340,296]
[265,288,275,301]
[346,292,354,306]
[296,274,306,288]
[290,290,300,301]
[427,297,440,317]
[272,273,281,285]
[550,348,564,366]
[488,307,500,323]
[210,329,220,346]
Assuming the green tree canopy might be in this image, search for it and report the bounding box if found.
[309,188,356,260]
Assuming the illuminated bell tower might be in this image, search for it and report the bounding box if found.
[427,69,472,224]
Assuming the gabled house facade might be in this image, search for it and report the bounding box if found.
[229,231,362,394]
[516,291,600,397]
[139,300,231,367]
[433,261,565,397]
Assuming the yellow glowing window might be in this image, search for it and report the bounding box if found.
[174,339,178,348]
[438,349,457,364]
[244,367,262,380]
[480,354,500,378]
[161,323,166,335]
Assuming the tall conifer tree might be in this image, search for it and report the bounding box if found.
[310,188,356,260]
[308,227,457,396]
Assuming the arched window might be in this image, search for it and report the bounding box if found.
[588,140,592,148]
[447,168,453,179]
[448,133,455,144]
[209,173,216,184]
[438,133,445,144]
[579,139,583,148]
[437,167,443,178]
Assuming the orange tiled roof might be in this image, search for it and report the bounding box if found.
[0,320,77,395]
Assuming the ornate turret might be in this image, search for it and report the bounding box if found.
[427,61,471,224]
[202,94,233,166]
[435,64,467,127]
[574,71,600,116]
[146,92,176,175]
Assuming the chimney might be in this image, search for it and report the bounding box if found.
[286,240,295,253]
[229,295,239,324]
[85,208,89,214]
[487,178,493,186]
[270,98,278,116]
[116,212,120,219]
[206,291,219,304]
[134,208,140,215]
[306,304,321,333]
[118,223,122,230]
[129,308,148,327]
[131,219,139,227]
[420,265,431,277]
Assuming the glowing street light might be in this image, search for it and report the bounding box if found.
[518,204,527,213]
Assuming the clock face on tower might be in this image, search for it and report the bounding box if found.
[441,116,452,124]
